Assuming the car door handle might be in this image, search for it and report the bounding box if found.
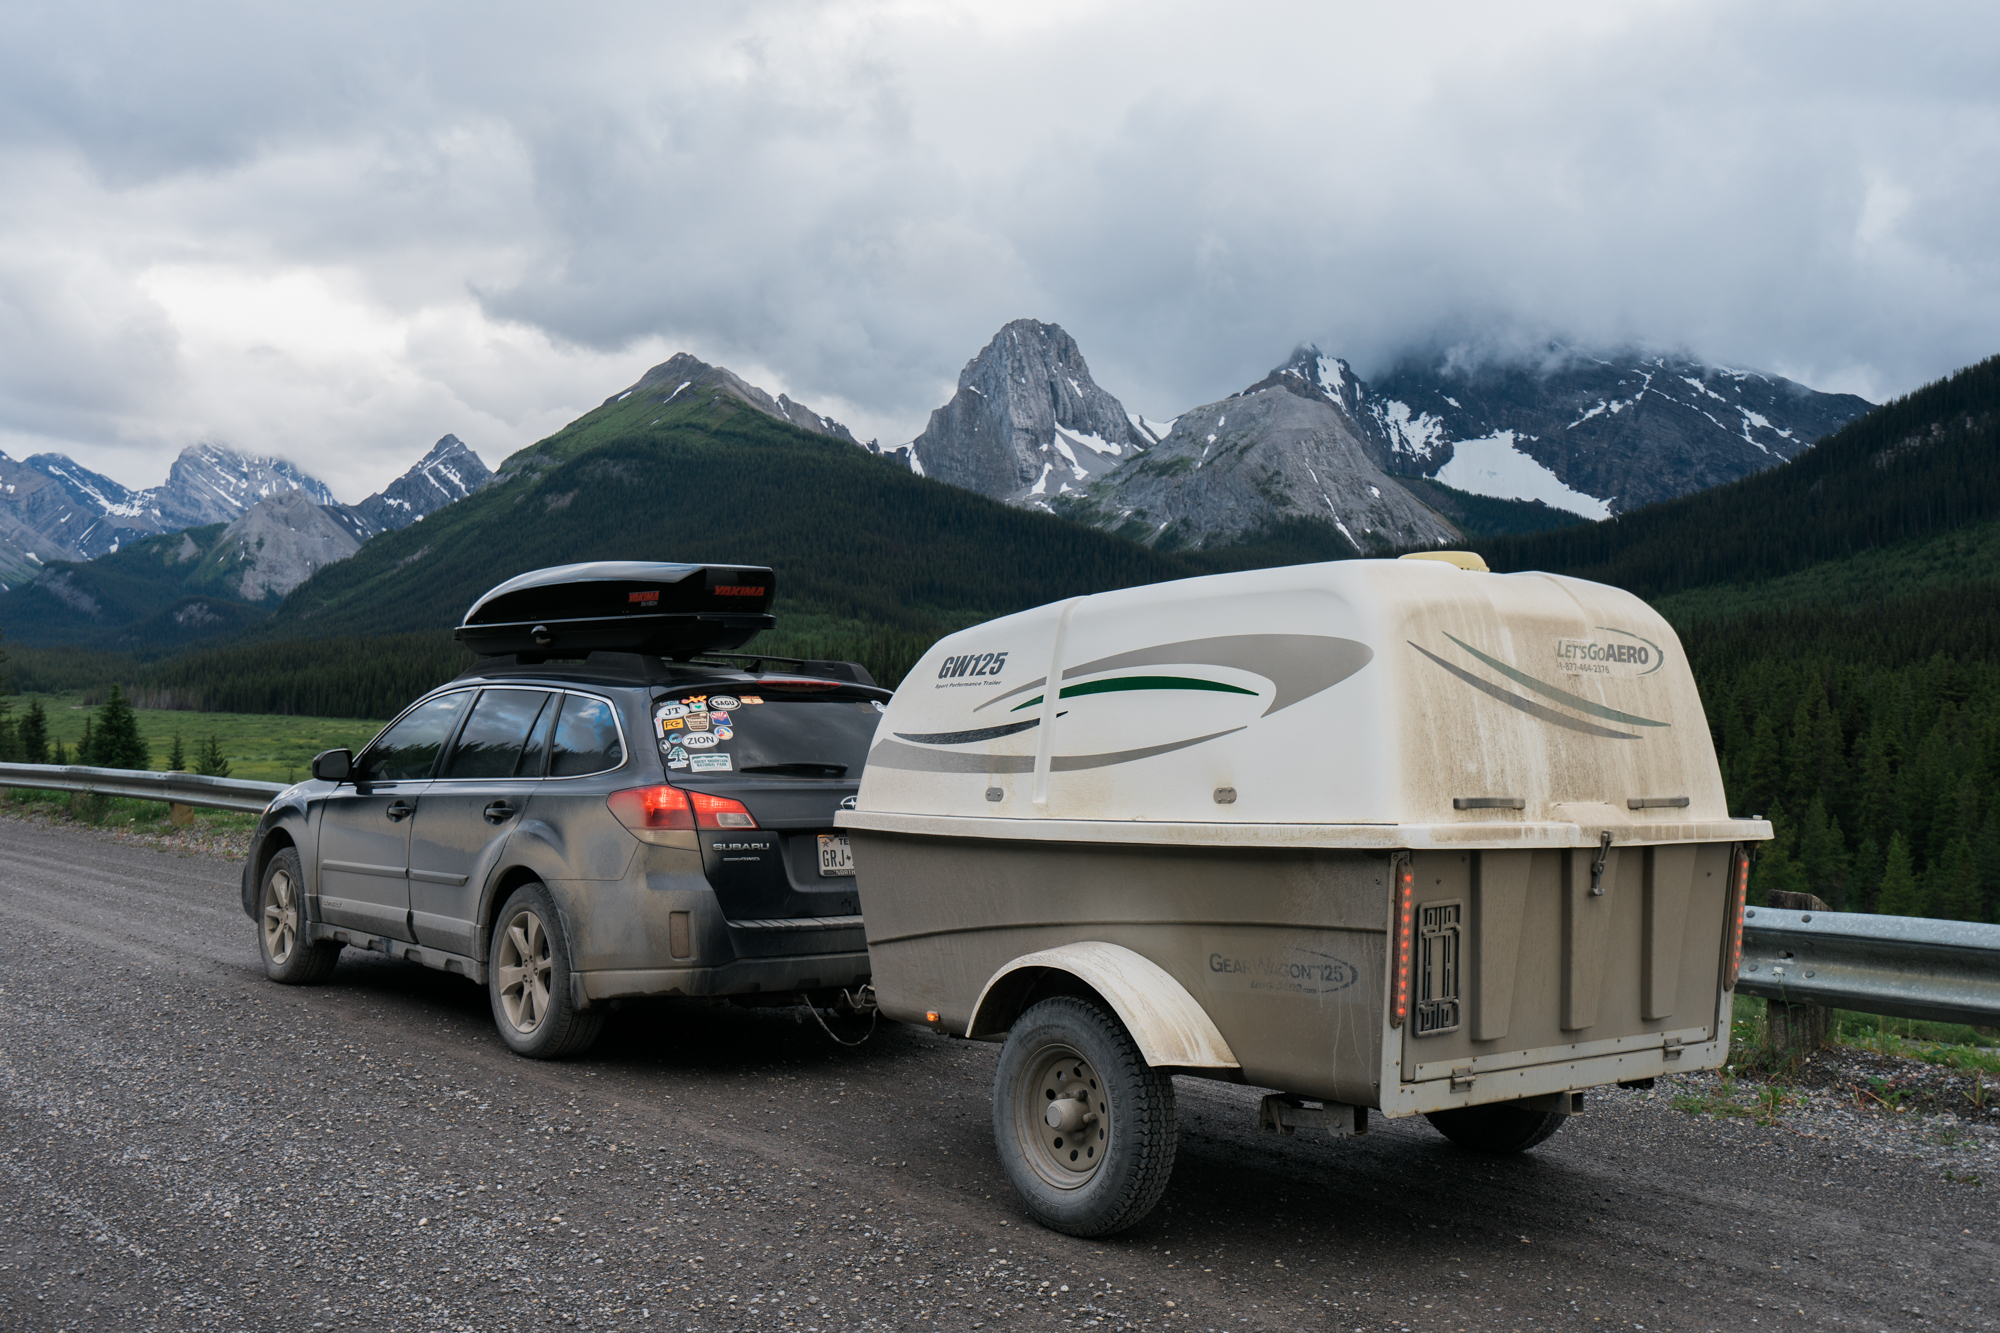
[484,801,516,824]
[385,800,415,822]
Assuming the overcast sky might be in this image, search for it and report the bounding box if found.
[1,1,1994,500]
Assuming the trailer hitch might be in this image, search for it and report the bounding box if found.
[794,985,880,1047]
[1589,830,1614,896]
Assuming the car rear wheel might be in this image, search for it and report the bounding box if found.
[991,995,1177,1237]
[1424,1102,1568,1153]
[258,847,341,984]
[488,882,603,1059]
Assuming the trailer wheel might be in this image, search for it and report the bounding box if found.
[991,995,1177,1237]
[1424,1102,1568,1154]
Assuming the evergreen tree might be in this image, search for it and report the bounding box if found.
[1977,808,2000,923]
[167,734,187,773]
[74,718,94,766]
[1743,714,1784,818]
[0,716,16,763]
[1876,833,1925,917]
[1849,835,1885,914]
[1750,817,1809,906]
[50,738,68,765]
[1934,835,1984,922]
[18,700,49,764]
[195,735,231,778]
[90,685,150,770]
[1796,797,1849,907]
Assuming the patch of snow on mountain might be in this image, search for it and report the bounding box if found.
[1568,401,1609,429]
[1057,427,1123,458]
[1374,400,1449,455]
[1434,431,1612,520]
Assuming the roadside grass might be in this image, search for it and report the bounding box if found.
[1671,1076,1791,1126]
[11,690,387,784]
[3,785,259,835]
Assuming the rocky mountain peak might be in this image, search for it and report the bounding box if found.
[612,353,858,444]
[347,434,494,535]
[905,318,1152,506]
[200,489,363,603]
[1236,344,1368,418]
[152,442,339,529]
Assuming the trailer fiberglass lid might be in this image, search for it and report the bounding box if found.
[456,561,775,658]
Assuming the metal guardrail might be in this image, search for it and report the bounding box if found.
[0,761,283,814]
[1738,906,2000,1029]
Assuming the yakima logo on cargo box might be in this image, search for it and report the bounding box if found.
[937,651,1009,681]
[712,585,766,597]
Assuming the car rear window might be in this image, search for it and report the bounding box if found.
[550,694,625,777]
[653,689,883,777]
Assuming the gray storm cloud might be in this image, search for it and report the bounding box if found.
[0,0,1993,497]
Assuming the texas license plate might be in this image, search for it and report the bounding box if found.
[816,833,855,877]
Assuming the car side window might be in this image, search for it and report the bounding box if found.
[517,692,558,778]
[358,692,471,782]
[549,694,624,777]
[443,689,551,780]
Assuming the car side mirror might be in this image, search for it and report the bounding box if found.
[312,748,353,783]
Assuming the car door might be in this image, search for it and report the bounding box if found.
[509,691,637,882]
[316,691,471,941]
[407,687,554,958]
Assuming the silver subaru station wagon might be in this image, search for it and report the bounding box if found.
[238,561,888,1058]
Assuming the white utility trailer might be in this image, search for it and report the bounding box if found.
[837,553,1769,1235]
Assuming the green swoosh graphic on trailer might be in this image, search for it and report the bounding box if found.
[1443,633,1669,728]
[1008,674,1261,713]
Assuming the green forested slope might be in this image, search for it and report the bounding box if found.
[1470,354,2000,598]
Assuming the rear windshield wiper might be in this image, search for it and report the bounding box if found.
[739,762,849,777]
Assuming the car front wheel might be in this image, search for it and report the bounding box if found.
[258,847,341,984]
[488,882,603,1059]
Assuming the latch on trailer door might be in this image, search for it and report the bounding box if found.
[1449,1066,1477,1092]
[1662,1036,1686,1061]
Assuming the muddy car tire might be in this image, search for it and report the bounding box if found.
[488,882,604,1060]
[991,996,1177,1237]
[1424,1102,1568,1154]
[258,847,341,984]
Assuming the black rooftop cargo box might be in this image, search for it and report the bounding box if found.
[454,561,775,658]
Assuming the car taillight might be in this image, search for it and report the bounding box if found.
[689,790,757,828]
[1390,859,1414,1027]
[607,785,759,835]
[608,785,694,832]
[1722,845,1750,991]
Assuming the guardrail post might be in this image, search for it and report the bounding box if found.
[1763,890,1831,1056]
[167,770,195,825]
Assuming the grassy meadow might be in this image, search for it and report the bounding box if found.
[13,690,388,784]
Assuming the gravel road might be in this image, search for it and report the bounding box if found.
[1,815,1995,1333]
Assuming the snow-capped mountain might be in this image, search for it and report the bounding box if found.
[903,320,1153,507]
[345,435,494,536]
[0,437,492,591]
[148,443,339,529]
[1312,344,1871,517]
[1058,367,1456,553]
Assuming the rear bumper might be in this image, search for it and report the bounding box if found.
[579,949,872,1001]
[1381,1023,1729,1118]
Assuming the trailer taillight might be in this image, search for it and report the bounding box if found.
[1722,846,1750,991]
[1391,860,1415,1027]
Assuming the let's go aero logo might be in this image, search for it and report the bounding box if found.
[1556,627,1664,678]
[1409,628,1668,741]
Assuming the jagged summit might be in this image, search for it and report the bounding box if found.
[348,435,493,535]
[152,442,338,529]
[905,319,1152,507]
[611,353,859,444]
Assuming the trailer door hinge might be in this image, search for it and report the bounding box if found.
[1449,1067,1477,1092]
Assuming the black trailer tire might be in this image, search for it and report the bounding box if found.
[488,882,604,1060]
[257,847,341,984]
[1424,1102,1569,1154]
[991,995,1177,1237]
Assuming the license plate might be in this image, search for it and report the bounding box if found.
[816,833,855,877]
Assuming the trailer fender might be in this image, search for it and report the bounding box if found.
[967,941,1240,1069]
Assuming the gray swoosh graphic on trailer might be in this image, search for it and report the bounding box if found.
[974,634,1372,716]
[1409,642,1639,740]
[866,727,1245,775]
